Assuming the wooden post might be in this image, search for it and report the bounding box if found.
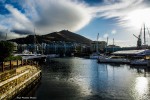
[21,60,23,66]
[36,61,38,67]
[2,62,4,72]
[17,60,18,67]
[26,60,27,65]
[31,60,32,65]
[10,60,12,69]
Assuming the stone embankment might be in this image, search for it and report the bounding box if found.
[0,60,41,100]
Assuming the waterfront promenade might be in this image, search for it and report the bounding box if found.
[0,60,41,100]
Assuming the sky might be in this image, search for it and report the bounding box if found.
[0,0,150,47]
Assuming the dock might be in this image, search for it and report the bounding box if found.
[22,55,47,60]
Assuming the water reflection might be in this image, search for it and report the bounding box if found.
[135,77,148,96]
[30,57,150,100]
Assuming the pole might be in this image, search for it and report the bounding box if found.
[106,37,108,54]
[5,32,7,41]
[34,28,36,54]
[96,33,99,53]
[144,24,146,45]
[113,38,114,52]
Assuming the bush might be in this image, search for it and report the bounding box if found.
[0,41,14,62]
[4,56,22,61]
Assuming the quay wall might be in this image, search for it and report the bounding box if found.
[0,65,41,100]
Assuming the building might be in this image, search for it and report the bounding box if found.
[105,45,121,53]
[112,49,150,57]
[45,41,76,55]
[90,41,107,52]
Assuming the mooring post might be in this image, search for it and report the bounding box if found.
[31,60,32,66]
[21,60,23,66]
[10,60,12,69]
[17,60,18,67]
[26,59,27,65]
[2,62,4,72]
[36,61,38,67]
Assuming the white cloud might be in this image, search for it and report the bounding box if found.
[111,29,117,35]
[92,0,150,29]
[103,33,109,38]
[22,0,93,34]
[5,4,33,33]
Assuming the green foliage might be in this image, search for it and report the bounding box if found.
[4,56,22,61]
[0,41,14,62]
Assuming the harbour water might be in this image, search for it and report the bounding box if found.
[31,57,150,100]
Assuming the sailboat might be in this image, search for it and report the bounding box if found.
[90,33,101,59]
[14,29,42,57]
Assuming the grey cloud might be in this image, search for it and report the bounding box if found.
[10,29,33,35]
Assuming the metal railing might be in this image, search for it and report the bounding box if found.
[0,60,39,72]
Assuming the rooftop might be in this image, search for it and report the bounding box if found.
[112,49,149,55]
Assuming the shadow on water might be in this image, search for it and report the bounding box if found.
[33,58,85,100]
[45,59,72,79]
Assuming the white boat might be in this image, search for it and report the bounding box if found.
[89,53,101,59]
[47,54,60,58]
[130,59,149,66]
[98,56,130,64]
[14,49,41,56]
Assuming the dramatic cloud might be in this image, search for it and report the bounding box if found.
[0,0,93,39]
[92,0,150,29]
[0,0,150,42]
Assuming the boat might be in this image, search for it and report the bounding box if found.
[47,54,60,58]
[98,56,130,64]
[130,59,149,66]
[14,29,44,59]
[90,52,101,59]
[90,33,101,59]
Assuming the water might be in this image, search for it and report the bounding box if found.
[33,57,150,100]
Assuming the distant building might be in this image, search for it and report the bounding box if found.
[105,45,121,53]
[17,41,90,56]
[90,41,107,52]
[112,49,150,57]
[45,41,76,55]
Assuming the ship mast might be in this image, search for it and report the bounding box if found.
[144,24,146,45]
[34,28,37,54]
[96,33,99,53]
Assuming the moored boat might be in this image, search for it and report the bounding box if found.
[89,53,101,59]
[98,56,130,64]
[130,59,149,66]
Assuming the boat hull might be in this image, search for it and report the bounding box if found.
[130,60,148,66]
[98,58,130,64]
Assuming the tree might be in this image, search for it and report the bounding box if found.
[0,41,14,62]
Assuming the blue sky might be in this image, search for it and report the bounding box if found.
[0,0,150,47]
